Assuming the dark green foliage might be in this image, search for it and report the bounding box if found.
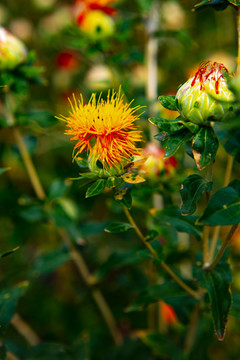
[180,174,213,215]
[198,180,240,225]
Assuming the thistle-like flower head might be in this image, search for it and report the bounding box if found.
[59,89,143,175]
[176,61,234,125]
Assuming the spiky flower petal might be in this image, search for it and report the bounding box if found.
[59,89,143,175]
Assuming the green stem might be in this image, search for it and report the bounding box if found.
[122,206,200,299]
[208,224,238,270]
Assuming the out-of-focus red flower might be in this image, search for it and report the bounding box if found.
[74,0,116,25]
[160,301,178,325]
[141,142,178,178]
[56,51,79,70]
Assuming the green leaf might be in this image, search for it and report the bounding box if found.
[104,222,133,233]
[159,95,177,111]
[31,248,71,277]
[0,246,19,259]
[0,344,6,359]
[0,281,29,335]
[26,343,72,360]
[192,127,219,170]
[197,260,232,340]
[143,333,183,360]
[151,239,164,265]
[152,206,202,240]
[127,282,189,312]
[106,176,123,188]
[145,230,159,242]
[164,130,193,158]
[94,250,143,279]
[136,0,154,11]
[198,179,240,225]
[114,188,132,209]
[79,172,98,179]
[48,179,69,200]
[85,179,106,198]
[70,176,95,190]
[20,205,47,222]
[149,117,185,134]
[180,175,213,215]
[17,110,56,127]
[194,0,229,11]
[0,168,10,175]
[216,126,240,162]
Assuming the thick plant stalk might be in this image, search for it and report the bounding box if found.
[6,352,19,360]
[12,125,122,345]
[208,154,234,262]
[122,206,200,299]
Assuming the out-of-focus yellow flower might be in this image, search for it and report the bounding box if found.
[0,27,27,70]
[74,0,116,38]
[58,89,143,175]
[80,10,114,38]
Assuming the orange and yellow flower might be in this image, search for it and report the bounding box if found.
[74,0,116,25]
[59,89,143,171]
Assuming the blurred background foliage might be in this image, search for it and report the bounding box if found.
[0,0,240,359]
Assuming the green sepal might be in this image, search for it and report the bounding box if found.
[106,176,123,188]
[192,127,219,170]
[85,179,106,198]
[164,130,193,158]
[149,117,185,134]
[158,95,177,111]
[180,174,213,215]
[79,172,98,179]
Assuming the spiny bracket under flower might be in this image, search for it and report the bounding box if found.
[70,155,146,198]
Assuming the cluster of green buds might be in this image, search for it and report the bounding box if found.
[0,27,27,70]
[176,61,234,125]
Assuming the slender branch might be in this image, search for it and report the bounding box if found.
[6,352,20,360]
[122,206,200,299]
[184,304,201,355]
[58,229,123,345]
[208,154,234,262]
[202,226,210,267]
[9,119,122,345]
[208,224,238,270]
[10,314,41,346]
[13,127,46,200]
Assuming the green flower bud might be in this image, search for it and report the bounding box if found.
[88,155,128,178]
[0,27,27,70]
[176,61,234,125]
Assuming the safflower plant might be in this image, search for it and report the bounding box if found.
[2,2,240,360]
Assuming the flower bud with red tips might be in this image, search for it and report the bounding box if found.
[176,61,234,125]
[0,27,27,70]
